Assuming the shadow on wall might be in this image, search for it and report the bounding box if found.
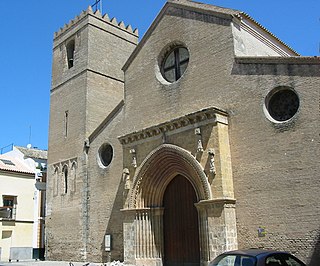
[101,173,126,263]
[231,62,320,77]
[308,230,320,266]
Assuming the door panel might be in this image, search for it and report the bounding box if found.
[163,175,200,266]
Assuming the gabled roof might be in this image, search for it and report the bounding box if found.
[15,146,47,160]
[123,0,298,71]
[0,155,34,175]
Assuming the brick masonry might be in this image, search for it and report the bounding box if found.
[47,1,320,265]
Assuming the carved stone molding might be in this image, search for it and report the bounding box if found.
[195,127,204,153]
[195,198,236,211]
[128,144,212,209]
[122,168,131,190]
[208,148,216,175]
[118,107,228,145]
[52,157,77,170]
[129,149,137,168]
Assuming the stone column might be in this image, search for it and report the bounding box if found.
[196,198,237,265]
[122,208,164,266]
[122,209,136,265]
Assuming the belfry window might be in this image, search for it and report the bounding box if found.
[66,40,75,69]
[162,47,189,83]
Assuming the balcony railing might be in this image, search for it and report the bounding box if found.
[0,206,16,220]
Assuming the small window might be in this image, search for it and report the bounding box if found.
[98,143,113,168]
[62,165,68,194]
[0,159,15,166]
[66,40,75,69]
[70,162,77,193]
[265,87,299,122]
[53,167,59,197]
[2,196,17,220]
[2,231,12,239]
[161,47,189,83]
[64,111,69,138]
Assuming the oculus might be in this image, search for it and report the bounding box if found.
[98,143,113,167]
[265,87,299,122]
[161,46,189,83]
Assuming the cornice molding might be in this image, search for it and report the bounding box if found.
[235,56,320,65]
[118,107,228,145]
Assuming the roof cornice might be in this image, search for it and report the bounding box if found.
[235,56,320,65]
[122,0,300,72]
[234,13,299,56]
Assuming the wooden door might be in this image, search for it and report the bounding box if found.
[163,175,200,266]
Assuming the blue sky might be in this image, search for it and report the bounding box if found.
[0,0,318,152]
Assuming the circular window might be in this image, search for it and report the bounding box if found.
[265,87,299,122]
[98,143,113,167]
[161,47,189,83]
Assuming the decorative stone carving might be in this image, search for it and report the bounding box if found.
[195,127,204,153]
[208,148,216,175]
[162,132,167,143]
[122,168,131,190]
[52,157,78,196]
[130,149,137,168]
[129,144,212,208]
[84,138,90,148]
[118,107,227,145]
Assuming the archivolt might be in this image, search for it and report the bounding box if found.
[129,144,212,209]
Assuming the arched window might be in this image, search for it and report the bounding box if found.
[70,162,77,193]
[53,167,59,197]
[66,40,75,69]
[98,143,114,168]
[62,165,68,194]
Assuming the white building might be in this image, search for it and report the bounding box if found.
[0,146,47,262]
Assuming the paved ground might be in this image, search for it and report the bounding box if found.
[0,261,111,266]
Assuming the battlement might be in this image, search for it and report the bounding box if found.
[54,6,138,39]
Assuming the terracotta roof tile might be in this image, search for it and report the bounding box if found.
[0,155,34,175]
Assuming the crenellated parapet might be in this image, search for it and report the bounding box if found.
[54,5,138,39]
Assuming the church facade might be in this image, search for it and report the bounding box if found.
[46,1,320,265]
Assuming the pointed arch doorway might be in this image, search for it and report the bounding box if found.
[123,144,238,266]
[163,175,200,266]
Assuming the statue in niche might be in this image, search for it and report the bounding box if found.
[195,128,204,153]
[122,168,131,190]
[208,148,216,176]
[130,149,137,168]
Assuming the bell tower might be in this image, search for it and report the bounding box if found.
[46,6,138,261]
